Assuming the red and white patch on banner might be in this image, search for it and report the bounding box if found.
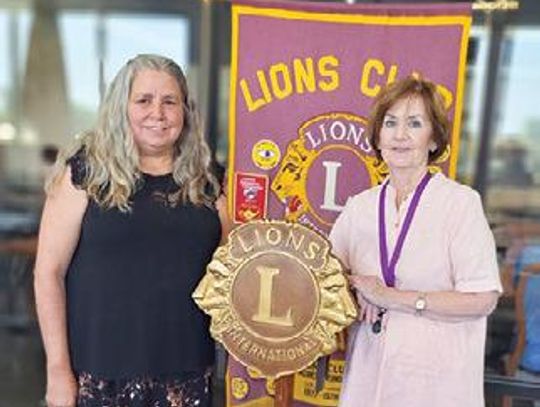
[233,172,269,223]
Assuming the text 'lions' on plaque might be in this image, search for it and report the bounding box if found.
[193,220,357,378]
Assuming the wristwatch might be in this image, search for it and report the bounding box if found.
[414,292,427,316]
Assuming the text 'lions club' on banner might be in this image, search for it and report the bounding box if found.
[226,0,471,405]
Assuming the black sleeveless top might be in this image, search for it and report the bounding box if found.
[65,153,221,379]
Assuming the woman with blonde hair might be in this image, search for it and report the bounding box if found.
[35,54,228,407]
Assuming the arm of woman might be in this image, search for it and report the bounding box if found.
[350,275,498,322]
[388,287,499,320]
[34,168,88,407]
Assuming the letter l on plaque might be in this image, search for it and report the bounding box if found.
[252,266,293,326]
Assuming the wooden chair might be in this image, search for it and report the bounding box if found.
[503,262,540,407]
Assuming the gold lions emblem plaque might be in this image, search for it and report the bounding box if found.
[193,220,357,378]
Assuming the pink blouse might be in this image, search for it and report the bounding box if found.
[329,172,502,407]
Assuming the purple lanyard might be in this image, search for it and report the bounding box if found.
[378,172,432,287]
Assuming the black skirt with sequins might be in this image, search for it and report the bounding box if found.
[76,371,211,407]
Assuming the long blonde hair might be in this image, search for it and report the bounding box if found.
[48,54,219,210]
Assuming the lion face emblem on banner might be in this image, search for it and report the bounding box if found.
[271,112,388,231]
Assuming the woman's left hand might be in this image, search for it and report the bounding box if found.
[349,275,389,308]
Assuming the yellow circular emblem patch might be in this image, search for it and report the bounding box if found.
[265,378,276,396]
[252,139,281,170]
[231,377,250,400]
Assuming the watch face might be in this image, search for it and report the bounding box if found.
[415,298,426,311]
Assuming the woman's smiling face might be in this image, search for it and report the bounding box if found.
[378,95,436,172]
[128,69,185,158]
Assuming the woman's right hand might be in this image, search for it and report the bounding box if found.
[45,367,78,407]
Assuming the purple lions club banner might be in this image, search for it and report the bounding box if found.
[226,0,471,405]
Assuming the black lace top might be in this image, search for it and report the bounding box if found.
[65,152,221,379]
